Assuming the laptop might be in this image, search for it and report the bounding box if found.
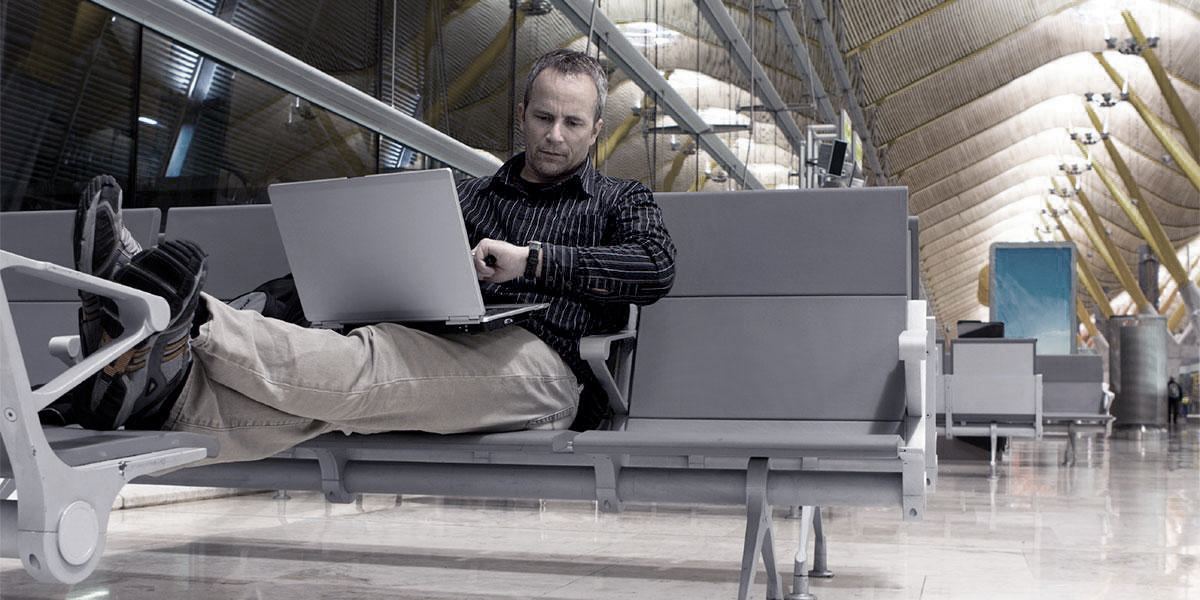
[268,168,548,333]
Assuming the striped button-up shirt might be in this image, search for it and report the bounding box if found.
[457,153,676,429]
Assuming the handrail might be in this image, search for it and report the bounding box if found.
[90,0,502,178]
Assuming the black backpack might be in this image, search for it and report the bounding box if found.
[227,273,310,327]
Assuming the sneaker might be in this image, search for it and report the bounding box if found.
[74,174,143,357]
[72,239,208,430]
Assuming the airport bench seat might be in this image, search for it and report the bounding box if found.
[1036,353,1113,465]
[1,187,932,599]
[940,338,1043,476]
[0,250,219,584]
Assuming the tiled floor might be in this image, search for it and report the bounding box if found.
[2,422,1197,599]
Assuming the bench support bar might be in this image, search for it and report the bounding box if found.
[740,458,784,600]
[785,504,817,600]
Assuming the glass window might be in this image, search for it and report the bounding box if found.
[2,0,138,210]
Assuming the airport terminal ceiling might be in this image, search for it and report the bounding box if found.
[1,0,1198,339]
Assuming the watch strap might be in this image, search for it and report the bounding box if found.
[524,241,542,279]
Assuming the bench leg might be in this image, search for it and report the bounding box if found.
[783,505,817,600]
[314,449,355,504]
[988,423,999,480]
[1062,423,1078,467]
[739,458,783,600]
[809,507,833,578]
[787,505,832,578]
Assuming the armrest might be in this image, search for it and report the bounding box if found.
[1,251,171,407]
[48,335,82,366]
[578,305,638,416]
[898,300,930,420]
[0,250,215,584]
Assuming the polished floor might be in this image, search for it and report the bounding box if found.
[2,422,1197,600]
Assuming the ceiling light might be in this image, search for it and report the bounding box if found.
[1049,184,1078,198]
[520,0,553,16]
[1104,34,1158,55]
[1083,91,1124,107]
[1058,160,1092,176]
[662,69,709,88]
[1068,126,1107,145]
[618,22,678,47]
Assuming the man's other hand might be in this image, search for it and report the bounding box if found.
[472,238,531,284]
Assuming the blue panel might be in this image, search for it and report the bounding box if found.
[990,243,1076,355]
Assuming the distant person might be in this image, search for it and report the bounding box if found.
[1167,377,1183,424]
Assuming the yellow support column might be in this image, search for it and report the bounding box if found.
[1094,53,1200,192]
[1121,10,1200,160]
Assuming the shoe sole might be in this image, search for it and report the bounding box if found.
[76,240,208,430]
[74,174,124,279]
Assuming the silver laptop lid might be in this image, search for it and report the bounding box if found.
[268,169,486,327]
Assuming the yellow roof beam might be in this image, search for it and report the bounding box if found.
[1078,298,1102,343]
[1073,139,1153,243]
[689,160,719,193]
[427,12,527,129]
[661,144,693,192]
[1094,52,1200,192]
[1044,197,1115,318]
[1159,277,1182,315]
[22,2,110,84]
[1059,174,1156,313]
[1168,301,1186,332]
[1121,10,1200,161]
[596,113,640,167]
[1082,103,1193,288]
[976,263,989,306]
[1033,223,1103,346]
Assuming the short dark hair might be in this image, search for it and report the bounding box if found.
[523,49,607,123]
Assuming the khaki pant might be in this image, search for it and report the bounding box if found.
[164,294,579,464]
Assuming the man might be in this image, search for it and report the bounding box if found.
[1167,377,1183,424]
[69,49,675,464]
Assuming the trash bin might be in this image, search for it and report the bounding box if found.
[1108,315,1168,428]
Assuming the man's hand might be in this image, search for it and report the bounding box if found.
[472,238,531,284]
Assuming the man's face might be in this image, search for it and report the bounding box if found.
[518,70,603,184]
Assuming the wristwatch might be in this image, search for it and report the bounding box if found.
[524,241,542,280]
